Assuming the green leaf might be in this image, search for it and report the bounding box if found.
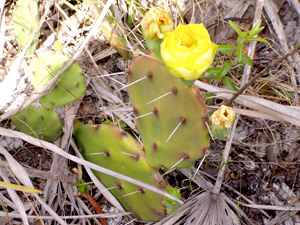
[247,37,270,45]
[249,20,263,37]
[249,27,264,37]
[223,76,239,91]
[229,20,243,36]
[76,179,90,194]
[237,43,244,63]
[215,61,231,81]
[207,67,222,75]
[240,31,248,38]
[240,53,253,66]
[217,45,235,56]
[103,119,113,125]
[217,45,235,52]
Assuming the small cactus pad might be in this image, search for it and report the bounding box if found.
[12,0,40,55]
[127,54,210,168]
[73,123,166,222]
[11,103,62,141]
[30,51,86,108]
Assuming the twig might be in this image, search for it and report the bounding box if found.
[0,0,6,63]
[75,192,107,225]
[0,211,130,219]
[212,117,238,194]
[241,0,264,86]
[227,47,300,106]
[0,145,67,225]
[0,163,76,184]
[290,0,300,17]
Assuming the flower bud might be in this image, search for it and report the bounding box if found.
[210,105,235,139]
[141,8,174,40]
[211,105,235,129]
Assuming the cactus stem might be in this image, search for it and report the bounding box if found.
[146,91,172,105]
[116,76,148,92]
[120,190,141,198]
[85,152,106,155]
[165,119,184,143]
[134,111,153,120]
[162,157,186,176]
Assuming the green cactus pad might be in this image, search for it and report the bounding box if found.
[127,54,210,169]
[11,103,62,141]
[73,123,166,222]
[13,0,40,55]
[30,51,86,108]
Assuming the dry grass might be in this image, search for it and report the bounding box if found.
[1,0,300,224]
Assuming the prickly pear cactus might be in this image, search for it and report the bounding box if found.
[29,51,86,108]
[11,103,62,141]
[13,0,40,55]
[73,123,166,222]
[127,54,210,169]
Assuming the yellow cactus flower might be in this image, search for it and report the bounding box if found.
[161,24,218,81]
[141,8,174,40]
[211,105,235,130]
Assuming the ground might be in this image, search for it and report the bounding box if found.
[1,0,300,224]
